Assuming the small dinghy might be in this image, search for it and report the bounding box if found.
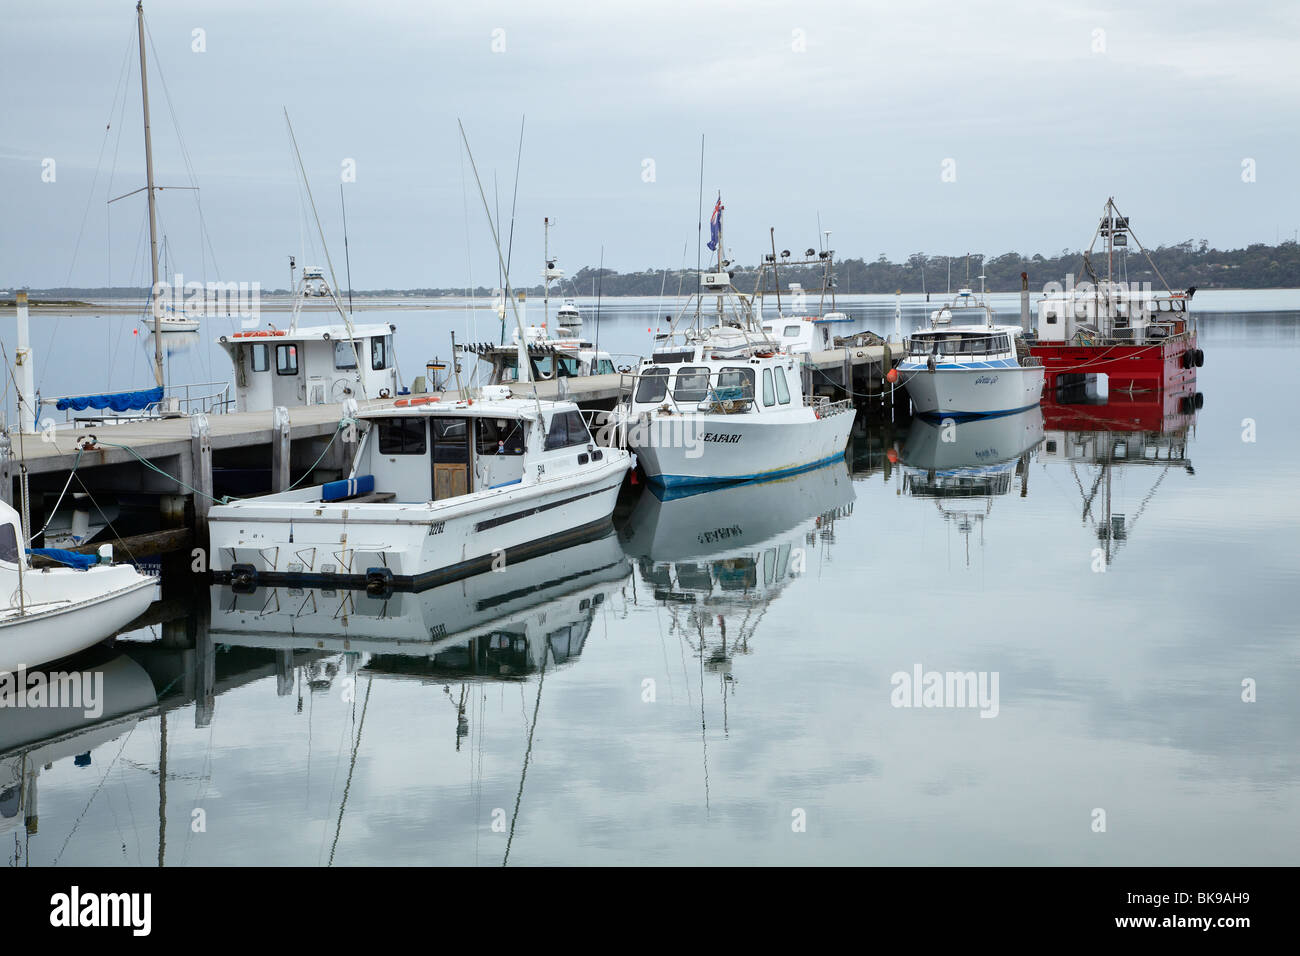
[0,501,156,672]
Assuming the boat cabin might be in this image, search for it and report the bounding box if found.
[1035,290,1191,343]
[461,332,619,384]
[327,395,603,505]
[760,317,832,354]
[905,328,1020,363]
[219,323,400,411]
[628,354,802,417]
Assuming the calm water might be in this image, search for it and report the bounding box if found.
[1,297,1298,865]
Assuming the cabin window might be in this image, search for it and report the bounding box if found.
[250,343,269,372]
[275,344,299,376]
[0,523,17,564]
[775,366,792,405]
[431,418,469,460]
[371,335,392,370]
[762,368,776,406]
[556,357,583,378]
[594,359,616,375]
[477,418,526,456]
[334,340,359,370]
[718,367,756,401]
[544,410,591,450]
[635,367,670,404]
[783,325,802,338]
[674,367,710,403]
[378,417,427,455]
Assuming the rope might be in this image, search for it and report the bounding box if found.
[89,438,233,504]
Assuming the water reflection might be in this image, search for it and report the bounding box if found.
[1039,384,1197,566]
[899,408,1044,565]
[0,650,158,864]
[210,529,631,686]
[621,462,854,684]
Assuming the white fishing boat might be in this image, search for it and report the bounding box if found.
[556,297,581,325]
[898,288,1045,419]
[208,386,633,591]
[610,199,854,488]
[0,501,156,672]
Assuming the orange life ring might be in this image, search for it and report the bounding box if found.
[394,395,440,407]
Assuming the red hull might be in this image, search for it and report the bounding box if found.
[1029,333,1198,393]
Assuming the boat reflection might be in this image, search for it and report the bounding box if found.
[898,407,1044,564]
[0,650,158,860]
[1038,383,1198,566]
[620,461,855,675]
[210,529,631,685]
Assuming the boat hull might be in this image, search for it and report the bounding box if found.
[629,406,855,488]
[208,457,630,591]
[901,364,1045,420]
[1029,333,1198,393]
[0,567,157,671]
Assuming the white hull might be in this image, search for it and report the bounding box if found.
[0,567,156,672]
[902,365,1044,419]
[629,406,854,488]
[209,456,629,589]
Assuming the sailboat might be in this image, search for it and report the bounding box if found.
[0,498,156,670]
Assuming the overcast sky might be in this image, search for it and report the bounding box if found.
[2,0,1297,290]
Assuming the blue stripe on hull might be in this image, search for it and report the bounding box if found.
[648,451,849,489]
[915,402,1041,422]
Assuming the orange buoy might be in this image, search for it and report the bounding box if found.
[886,448,899,464]
[886,367,899,383]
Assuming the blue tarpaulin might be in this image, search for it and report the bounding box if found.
[26,548,98,570]
[55,386,163,413]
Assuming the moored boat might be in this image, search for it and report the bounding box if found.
[207,387,633,591]
[0,502,156,672]
[1028,198,1202,393]
[899,288,1045,420]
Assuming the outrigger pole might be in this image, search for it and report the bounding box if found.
[457,119,539,401]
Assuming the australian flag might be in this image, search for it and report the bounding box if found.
[706,197,723,252]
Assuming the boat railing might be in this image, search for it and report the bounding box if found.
[39,379,234,426]
[810,397,853,418]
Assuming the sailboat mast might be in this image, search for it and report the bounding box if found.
[543,217,550,332]
[137,1,164,389]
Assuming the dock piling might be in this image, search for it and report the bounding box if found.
[271,405,291,492]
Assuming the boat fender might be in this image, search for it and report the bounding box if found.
[365,566,395,598]
[230,563,259,594]
[1195,349,1204,367]
[926,354,937,372]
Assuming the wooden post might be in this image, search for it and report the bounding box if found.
[842,347,852,401]
[271,405,291,492]
[190,413,212,544]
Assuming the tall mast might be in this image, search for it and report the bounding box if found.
[137,1,164,388]
[542,217,550,332]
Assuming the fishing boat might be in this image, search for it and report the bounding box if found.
[0,500,156,671]
[556,297,581,325]
[898,287,1045,419]
[207,385,633,591]
[1028,198,1202,393]
[610,198,855,487]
